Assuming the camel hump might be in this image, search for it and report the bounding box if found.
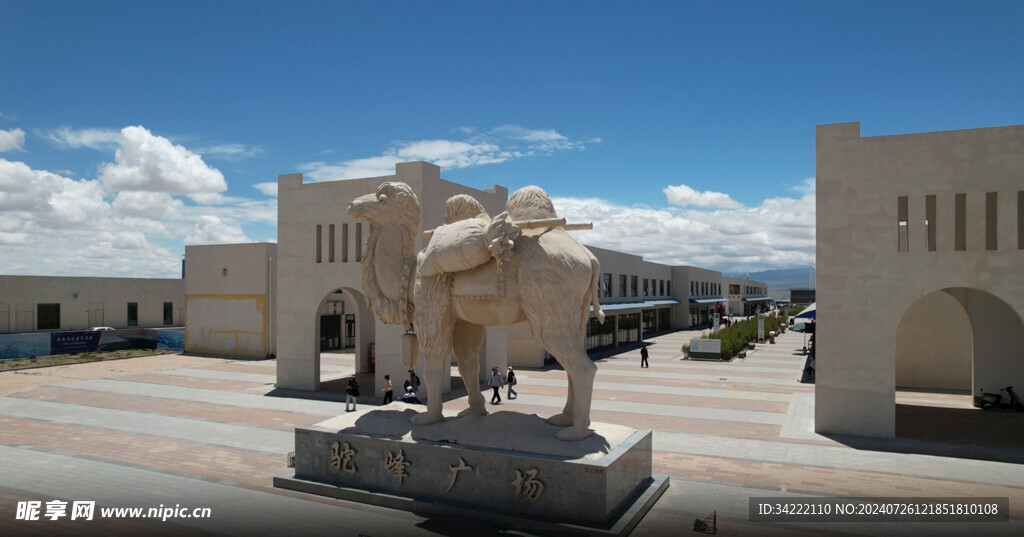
[506,185,558,222]
[419,213,492,277]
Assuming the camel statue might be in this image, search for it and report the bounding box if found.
[348,181,605,441]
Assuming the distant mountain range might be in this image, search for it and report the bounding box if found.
[724,267,813,299]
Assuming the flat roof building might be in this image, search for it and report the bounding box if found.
[816,121,1024,438]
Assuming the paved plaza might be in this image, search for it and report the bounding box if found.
[1,328,1022,536]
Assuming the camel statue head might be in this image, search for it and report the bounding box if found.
[347,181,421,232]
[347,181,421,329]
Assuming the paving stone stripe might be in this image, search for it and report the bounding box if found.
[633,478,1024,537]
[598,365,800,380]
[50,378,345,416]
[597,361,802,375]
[0,490,200,537]
[154,368,277,384]
[447,390,786,425]
[440,400,789,443]
[0,398,293,455]
[10,386,327,431]
[651,430,1024,489]
[521,375,795,402]
[0,445,440,537]
[592,369,806,386]
[119,372,276,393]
[653,451,1024,519]
[515,382,791,412]
[0,415,282,490]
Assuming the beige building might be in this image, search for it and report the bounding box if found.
[723,276,771,318]
[0,275,183,333]
[677,265,725,328]
[816,121,1024,438]
[184,243,276,359]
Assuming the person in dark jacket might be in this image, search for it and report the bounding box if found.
[346,375,359,412]
[640,344,649,368]
[488,366,504,404]
[506,366,518,399]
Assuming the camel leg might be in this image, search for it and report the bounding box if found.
[453,321,488,417]
[546,340,596,441]
[409,344,449,425]
[410,272,452,426]
[546,370,574,427]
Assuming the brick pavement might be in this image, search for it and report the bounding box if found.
[1,329,1021,537]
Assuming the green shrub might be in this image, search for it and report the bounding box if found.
[709,313,783,359]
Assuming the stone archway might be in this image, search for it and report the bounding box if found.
[313,286,375,392]
[893,287,1024,452]
[895,290,972,392]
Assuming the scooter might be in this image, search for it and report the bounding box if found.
[977,386,1024,411]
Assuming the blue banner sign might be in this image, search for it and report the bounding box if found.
[50,331,103,355]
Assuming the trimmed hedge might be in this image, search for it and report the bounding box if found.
[707,314,784,360]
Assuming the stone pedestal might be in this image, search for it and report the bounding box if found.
[274,404,668,536]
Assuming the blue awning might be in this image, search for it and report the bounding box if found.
[593,299,680,312]
[689,297,726,304]
[742,296,772,302]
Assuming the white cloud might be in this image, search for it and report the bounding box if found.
[663,184,743,209]
[551,180,815,272]
[198,143,264,160]
[184,215,250,245]
[44,126,122,150]
[0,128,26,152]
[98,126,227,200]
[254,182,278,196]
[488,125,582,152]
[113,191,185,219]
[792,176,815,195]
[299,125,593,182]
[0,151,271,276]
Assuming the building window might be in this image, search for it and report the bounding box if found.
[329,224,335,262]
[602,273,612,298]
[619,274,627,297]
[1018,191,1024,250]
[316,224,323,263]
[925,195,937,252]
[667,281,671,296]
[163,302,173,326]
[37,303,60,330]
[355,223,363,262]
[631,275,638,297]
[127,302,138,327]
[986,192,998,251]
[342,223,350,262]
[898,196,909,252]
[643,278,649,297]
[955,193,966,251]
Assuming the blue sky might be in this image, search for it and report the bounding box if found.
[2,1,1022,277]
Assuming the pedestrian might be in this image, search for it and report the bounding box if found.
[399,385,421,404]
[488,366,504,404]
[506,366,518,399]
[345,374,359,412]
[407,369,421,393]
[640,344,649,368]
[381,374,393,405]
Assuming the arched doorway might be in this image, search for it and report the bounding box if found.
[894,287,1024,454]
[314,287,374,394]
